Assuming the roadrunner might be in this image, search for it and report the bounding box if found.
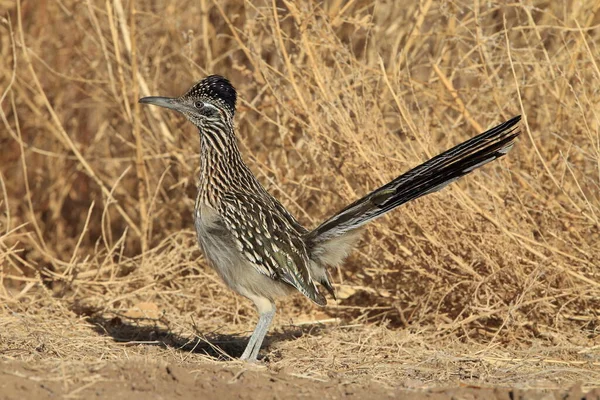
[139,75,521,362]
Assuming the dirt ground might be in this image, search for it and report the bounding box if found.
[1,359,599,400]
[1,306,599,399]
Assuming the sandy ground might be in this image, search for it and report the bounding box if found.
[1,306,599,400]
[1,359,599,400]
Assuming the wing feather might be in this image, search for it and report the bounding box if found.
[220,192,326,305]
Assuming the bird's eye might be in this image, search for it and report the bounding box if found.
[194,101,204,109]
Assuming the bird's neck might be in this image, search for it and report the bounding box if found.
[197,123,258,204]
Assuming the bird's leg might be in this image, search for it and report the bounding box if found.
[240,301,276,362]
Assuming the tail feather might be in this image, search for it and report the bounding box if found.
[307,116,521,246]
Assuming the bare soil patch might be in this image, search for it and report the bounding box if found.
[1,359,599,400]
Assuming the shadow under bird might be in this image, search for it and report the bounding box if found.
[139,75,521,362]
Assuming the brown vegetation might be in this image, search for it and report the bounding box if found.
[1,0,599,395]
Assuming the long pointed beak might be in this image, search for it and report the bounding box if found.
[138,96,181,111]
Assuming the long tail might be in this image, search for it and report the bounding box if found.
[307,115,521,246]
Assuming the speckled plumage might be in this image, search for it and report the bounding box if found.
[139,75,521,362]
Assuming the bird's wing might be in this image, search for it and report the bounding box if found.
[219,192,326,306]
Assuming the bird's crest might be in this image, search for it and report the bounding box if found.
[184,75,237,115]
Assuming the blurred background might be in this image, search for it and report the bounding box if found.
[1,0,599,362]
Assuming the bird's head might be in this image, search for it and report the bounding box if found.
[139,75,237,128]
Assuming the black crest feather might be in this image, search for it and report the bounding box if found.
[185,75,237,115]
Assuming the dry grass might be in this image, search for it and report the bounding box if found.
[1,0,599,390]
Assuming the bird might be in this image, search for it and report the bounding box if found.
[139,75,521,362]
